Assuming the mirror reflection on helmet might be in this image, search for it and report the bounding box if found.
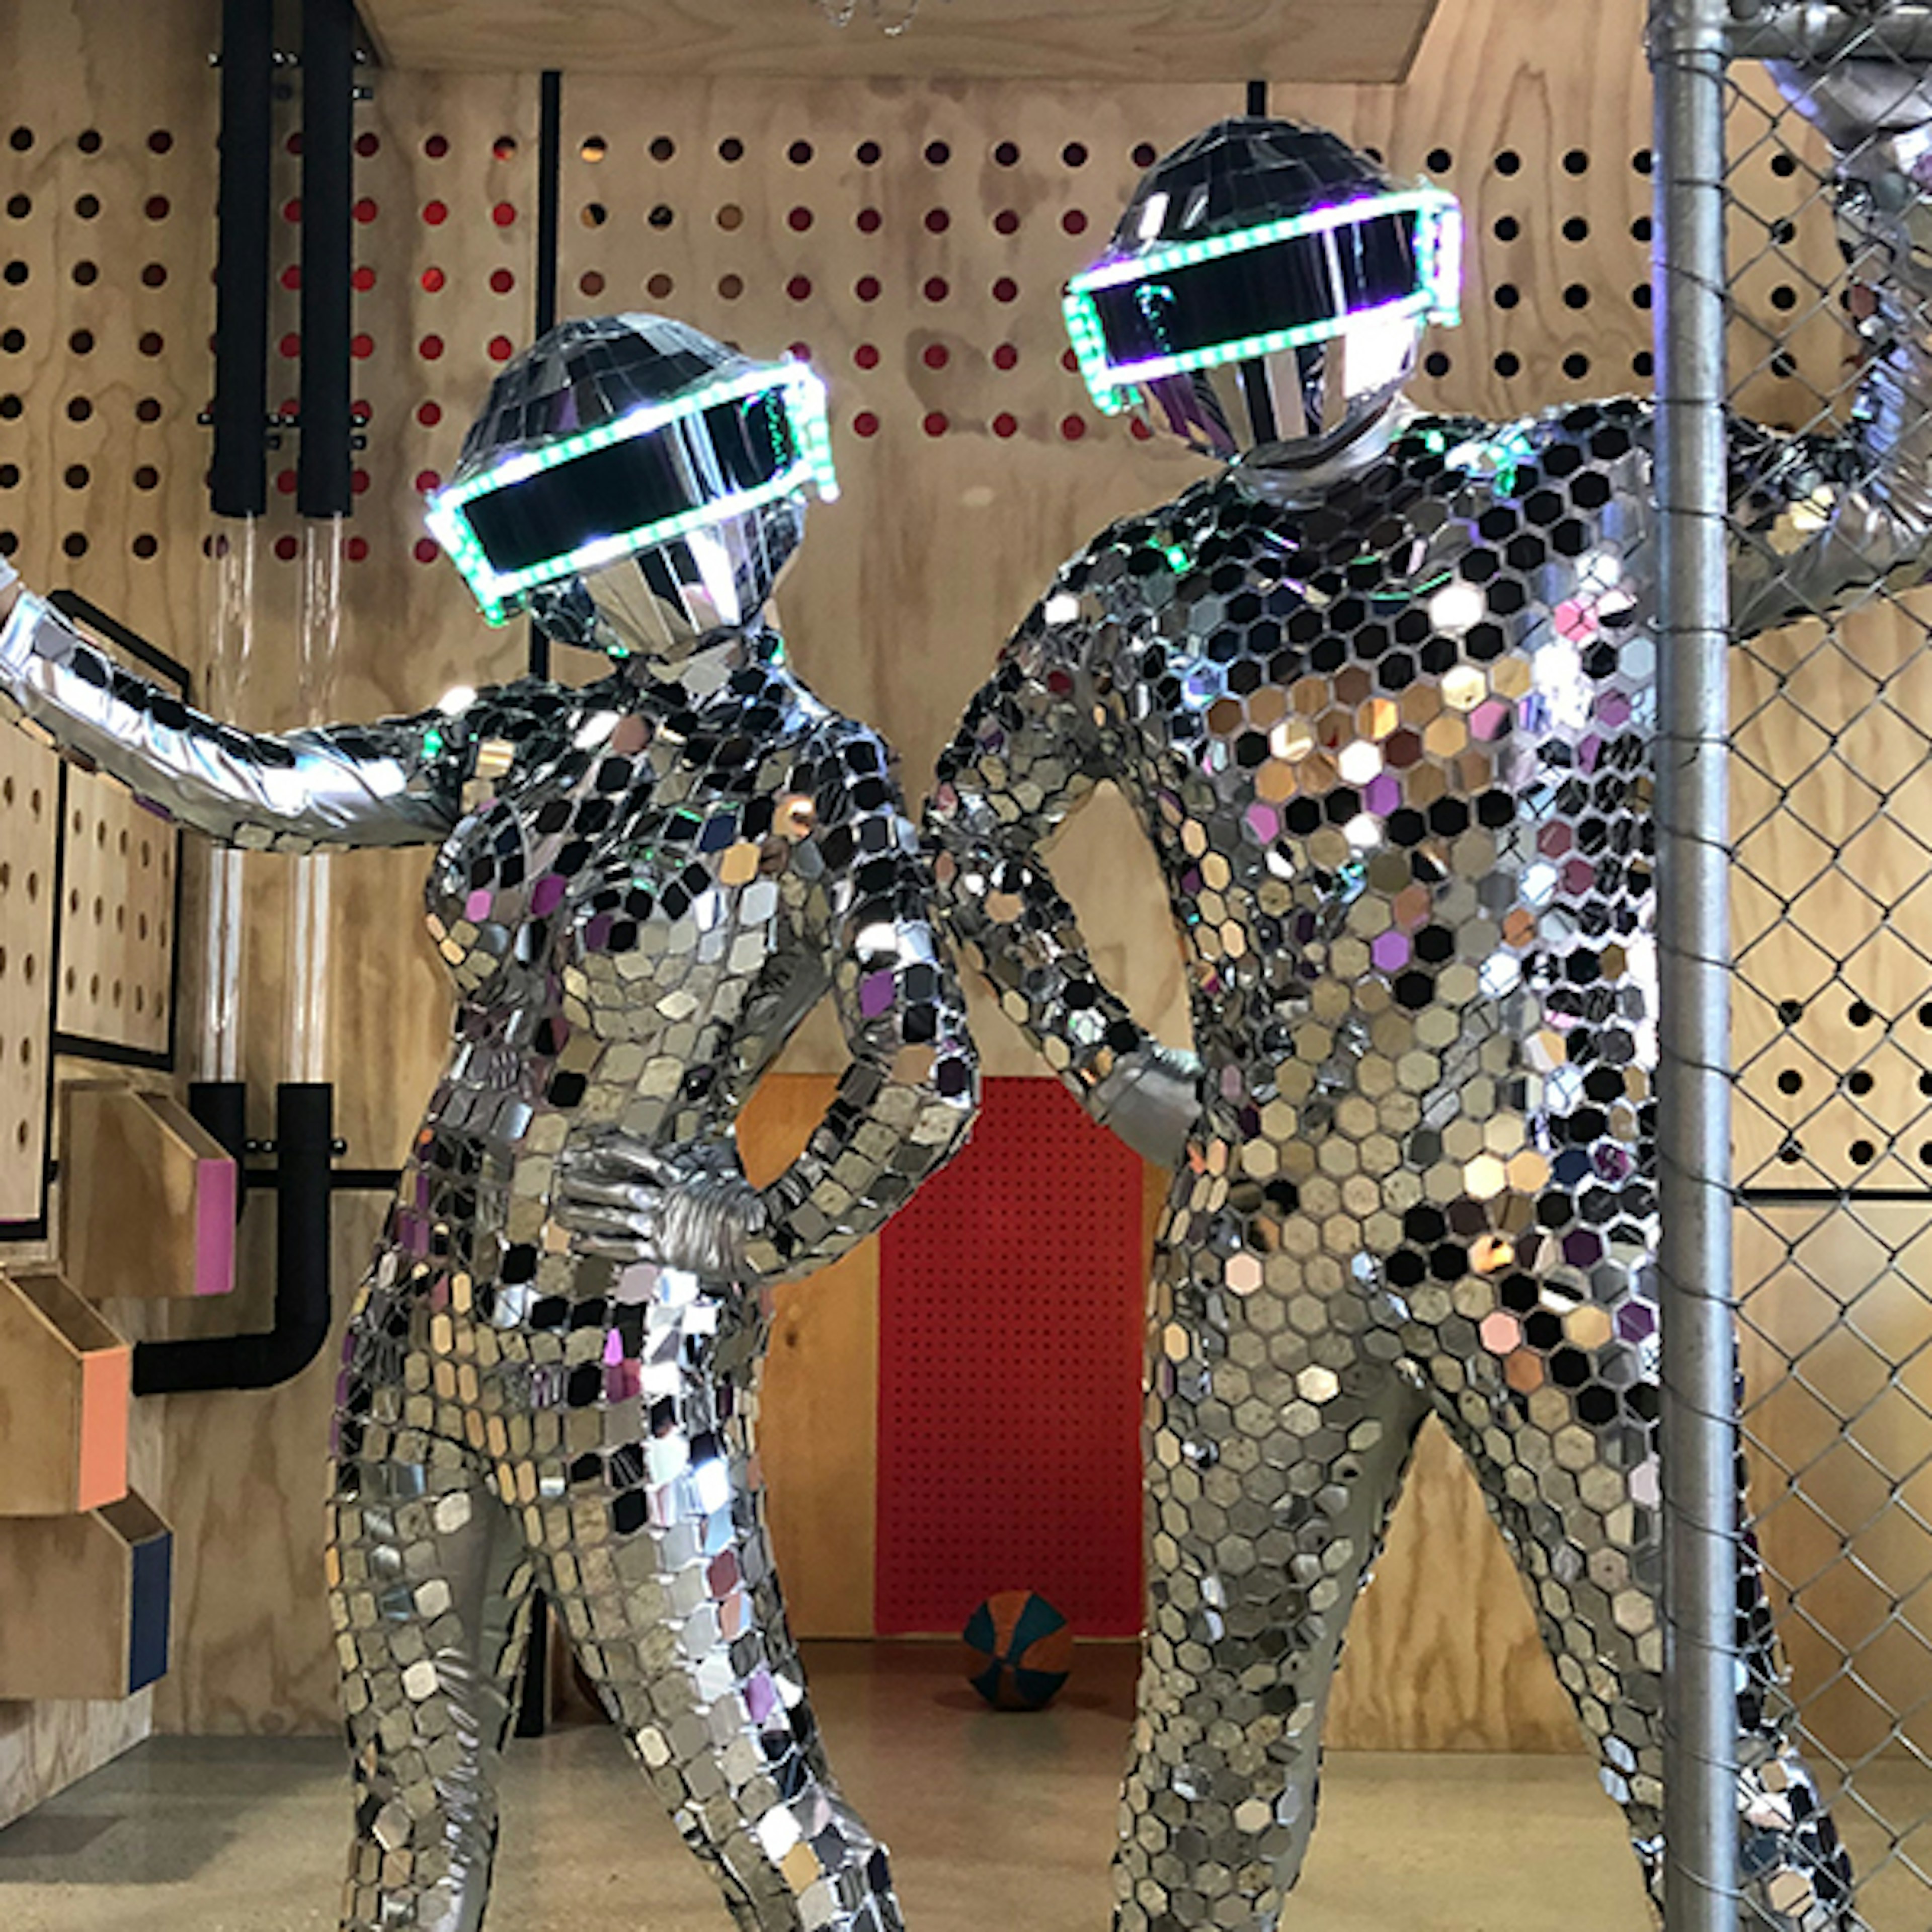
[1063,118,1463,466]
[424,313,839,656]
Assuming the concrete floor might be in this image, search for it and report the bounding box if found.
[0,1644,1925,1932]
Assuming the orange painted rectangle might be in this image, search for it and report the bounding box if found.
[76,1344,130,1513]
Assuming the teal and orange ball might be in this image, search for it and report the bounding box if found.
[960,1590,1074,1710]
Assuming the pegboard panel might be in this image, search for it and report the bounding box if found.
[48,599,183,1064]
[0,727,59,1232]
[876,1076,1146,1637]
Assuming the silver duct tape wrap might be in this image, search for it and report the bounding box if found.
[0,573,977,1930]
[929,89,1932,1932]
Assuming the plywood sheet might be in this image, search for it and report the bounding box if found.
[363,0,1442,86]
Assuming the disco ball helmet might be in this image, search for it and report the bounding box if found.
[425,313,839,656]
[1063,118,1462,464]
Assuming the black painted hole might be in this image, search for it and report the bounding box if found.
[1562,148,1588,175]
[1633,351,1654,379]
[856,139,881,166]
[1562,216,1588,242]
[7,127,30,152]
[1495,148,1521,175]
[1849,999,1877,1027]
[1424,350,1451,378]
[1562,283,1590,308]
[1563,352,1590,380]
[1777,1069,1804,1095]
[1777,998,1806,1024]
[72,260,97,285]
[60,532,87,558]
[1494,351,1520,378]
[650,135,676,162]
[1631,215,1652,243]
[1849,1139,1876,1166]
[786,139,813,165]
[1494,283,1520,309]
[925,139,951,165]
[1493,214,1519,242]
[75,193,99,219]
[1771,151,1797,178]
[1633,147,1654,175]
[648,203,674,228]
[994,140,1019,167]
[1426,147,1452,173]
[77,129,101,154]
[1847,1068,1875,1096]
[62,464,88,490]
[719,136,744,162]
[1061,141,1087,167]
[1,262,24,285]
[1771,284,1797,311]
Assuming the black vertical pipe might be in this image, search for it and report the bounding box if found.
[298,0,356,519]
[528,68,564,680]
[1245,78,1269,116]
[211,0,275,518]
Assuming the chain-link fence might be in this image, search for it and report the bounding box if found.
[1658,5,1932,1925]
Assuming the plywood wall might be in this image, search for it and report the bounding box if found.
[4,0,1913,1781]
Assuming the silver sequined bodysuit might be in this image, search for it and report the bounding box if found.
[0,603,976,1932]
[928,387,1932,1932]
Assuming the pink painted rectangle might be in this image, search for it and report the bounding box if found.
[194,1156,237,1297]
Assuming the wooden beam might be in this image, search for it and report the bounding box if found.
[359,0,1441,84]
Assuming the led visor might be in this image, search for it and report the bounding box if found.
[427,361,839,625]
[1063,188,1462,415]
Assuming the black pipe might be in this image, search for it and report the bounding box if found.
[1245,78,1269,116]
[190,1079,249,1222]
[211,0,275,519]
[134,1084,335,1395]
[298,0,356,519]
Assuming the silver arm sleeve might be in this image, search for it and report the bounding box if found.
[0,589,463,851]
[1731,73,1932,636]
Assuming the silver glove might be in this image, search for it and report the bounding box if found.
[1088,1041,1200,1170]
[550,1139,768,1281]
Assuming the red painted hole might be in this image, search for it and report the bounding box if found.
[417,400,443,427]
[1132,142,1159,168]
[489,267,515,294]
[355,132,380,159]
[352,266,376,292]
[415,468,441,492]
[854,411,880,437]
[147,129,173,154]
[1060,414,1087,440]
[787,341,810,361]
[423,200,448,226]
[351,332,374,359]
[993,277,1018,303]
[275,468,297,495]
[922,412,948,437]
[280,265,302,291]
[788,206,814,232]
[274,534,299,561]
[856,275,881,302]
[491,201,517,227]
[925,208,950,233]
[282,197,301,223]
[353,397,371,423]
[786,274,812,302]
[992,412,1018,438]
[923,276,949,302]
[993,209,1020,235]
[1061,348,1079,372]
[424,134,448,159]
[140,262,167,287]
[414,537,440,563]
[487,334,514,361]
[493,136,519,162]
[351,467,370,494]
[856,207,881,234]
[645,272,672,298]
[353,196,378,223]
[346,535,369,561]
[1130,418,1154,440]
[580,271,606,296]
[993,343,1019,371]
[1062,209,1088,234]
[923,343,949,369]
[421,266,446,293]
[419,334,445,360]
[854,343,879,370]
[286,133,303,156]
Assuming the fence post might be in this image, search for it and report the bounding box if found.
[1650,0,1741,1925]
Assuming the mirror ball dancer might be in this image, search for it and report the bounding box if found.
[929,63,1932,1932]
[0,313,977,1932]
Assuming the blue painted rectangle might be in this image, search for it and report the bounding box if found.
[127,1529,172,1693]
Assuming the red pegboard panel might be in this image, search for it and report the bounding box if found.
[876,1076,1146,1638]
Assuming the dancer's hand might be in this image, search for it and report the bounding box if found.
[1088,1040,1200,1170]
[1768,57,1932,165]
[550,1137,767,1280]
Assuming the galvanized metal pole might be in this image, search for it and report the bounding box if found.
[1650,1,1741,1927]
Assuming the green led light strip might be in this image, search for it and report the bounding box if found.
[426,362,839,625]
[1062,189,1463,414]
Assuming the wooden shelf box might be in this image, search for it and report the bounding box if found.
[0,1493,172,1700]
[62,1083,237,1301]
[0,1270,130,1516]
